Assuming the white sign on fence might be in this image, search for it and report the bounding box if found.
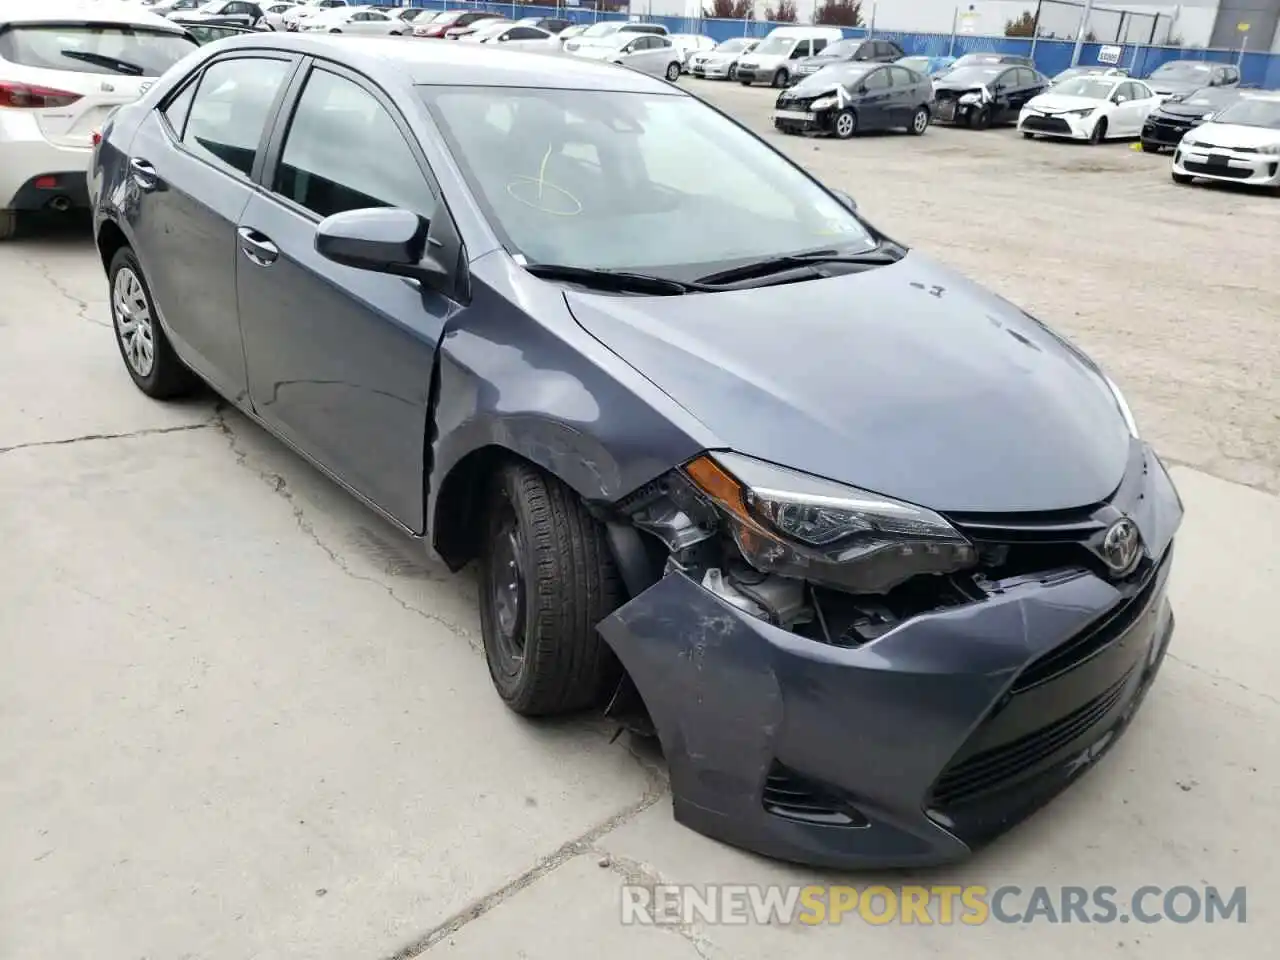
[958,12,979,34]
[1098,44,1123,64]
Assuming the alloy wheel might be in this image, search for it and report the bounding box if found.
[112,266,155,378]
[489,520,527,673]
[912,108,929,134]
[834,110,856,138]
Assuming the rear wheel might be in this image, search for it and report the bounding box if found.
[1088,116,1108,145]
[329,28,341,33]
[771,68,788,88]
[479,462,623,716]
[832,108,857,139]
[108,247,197,399]
[665,61,680,82]
[0,210,16,241]
[908,106,930,135]
[1021,130,1035,139]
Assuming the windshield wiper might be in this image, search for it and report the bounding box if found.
[524,263,717,296]
[693,246,903,286]
[60,50,146,76]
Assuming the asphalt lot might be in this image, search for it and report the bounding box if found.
[2,78,1277,959]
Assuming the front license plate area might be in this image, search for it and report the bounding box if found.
[773,109,815,122]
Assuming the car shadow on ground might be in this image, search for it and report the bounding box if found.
[11,210,96,246]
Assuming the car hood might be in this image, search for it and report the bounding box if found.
[1155,98,1220,119]
[778,80,844,101]
[563,252,1131,513]
[1187,121,1280,149]
[1148,78,1208,97]
[1027,93,1105,112]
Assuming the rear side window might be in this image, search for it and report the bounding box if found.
[272,68,435,220]
[0,24,197,77]
[888,65,915,86]
[182,57,290,177]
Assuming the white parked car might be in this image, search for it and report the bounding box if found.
[1019,75,1159,144]
[1173,92,1280,189]
[300,6,406,35]
[566,30,682,82]
[169,0,267,29]
[461,20,557,51]
[146,0,206,15]
[260,1,299,29]
[280,0,346,30]
[0,0,199,239]
[668,32,715,73]
[686,36,758,80]
[560,19,667,54]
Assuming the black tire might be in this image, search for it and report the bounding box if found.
[1141,140,1161,153]
[107,247,197,399]
[831,108,857,140]
[1089,116,1107,145]
[727,63,737,81]
[478,462,624,717]
[771,68,789,88]
[1172,172,1193,185]
[739,79,752,86]
[390,29,401,36]
[908,106,930,135]
[967,106,991,130]
[329,28,341,33]
[0,210,16,241]
[665,61,680,82]
[1021,130,1035,139]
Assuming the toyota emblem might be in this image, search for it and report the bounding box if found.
[1100,518,1142,577]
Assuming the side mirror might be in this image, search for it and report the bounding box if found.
[830,189,857,212]
[1113,94,1128,103]
[315,208,447,288]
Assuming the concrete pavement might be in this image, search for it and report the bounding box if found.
[1,204,1276,957]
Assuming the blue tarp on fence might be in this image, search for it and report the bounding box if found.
[403,1,1280,89]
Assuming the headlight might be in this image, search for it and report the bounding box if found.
[1103,374,1140,438]
[958,91,981,105]
[1257,142,1280,155]
[810,95,837,110]
[683,453,977,595]
[1062,107,1096,117]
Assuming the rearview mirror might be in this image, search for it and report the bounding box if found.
[830,189,857,212]
[315,208,448,287]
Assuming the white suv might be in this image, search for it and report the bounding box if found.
[0,0,198,239]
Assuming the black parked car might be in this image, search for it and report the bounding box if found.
[937,52,1034,77]
[773,62,934,138]
[933,64,1049,128]
[789,37,905,84]
[1144,59,1240,100]
[518,16,573,34]
[1140,85,1243,152]
[90,34,1181,872]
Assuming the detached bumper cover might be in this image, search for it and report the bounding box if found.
[598,453,1182,869]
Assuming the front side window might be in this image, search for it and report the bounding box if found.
[0,24,197,77]
[423,86,875,277]
[862,68,889,90]
[182,57,289,176]
[273,68,434,220]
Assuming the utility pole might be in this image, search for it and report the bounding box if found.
[1070,0,1094,66]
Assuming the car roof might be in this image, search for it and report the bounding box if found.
[210,32,684,92]
[0,0,188,31]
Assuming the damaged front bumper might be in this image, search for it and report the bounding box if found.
[597,459,1181,869]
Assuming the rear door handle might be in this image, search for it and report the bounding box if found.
[238,226,278,266]
[130,157,159,189]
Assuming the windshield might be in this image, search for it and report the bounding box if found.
[954,54,1001,66]
[1213,97,1280,129]
[897,56,928,71]
[1053,77,1119,99]
[818,39,859,58]
[715,37,750,53]
[0,24,196,76]
[433,11,463,23]
[797,62,873,88]
[1150,61,1212,80]
[581,22,619,37]
[752,35,794,56]
[422,86,876,277]
[940,65,1003,85]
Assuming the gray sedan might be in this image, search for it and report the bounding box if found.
[567,31,682,81]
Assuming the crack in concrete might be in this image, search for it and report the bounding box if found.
[0,420,215,455]
[28,258,112,330]
[382,732,671,959]
[591,852,718,959]
[1165,653,1280,707]
[210,408,481,651]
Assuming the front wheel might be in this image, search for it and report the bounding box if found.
[727,63,738,81]
[479,462,624,717]
[1021,130,1035,139]
[1141,140,1161,153]
[1088,116,1108,145]
[739,79,752,86]
[1172,172,1193,185]
[0,210,16,241]
[665,61,680,82]
[831,108,857,139]
[908,106,930,135]
[771,68,788,88]
[108,247,197,399]
[967,106,991,130]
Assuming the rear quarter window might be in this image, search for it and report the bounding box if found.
[0,24,198,77]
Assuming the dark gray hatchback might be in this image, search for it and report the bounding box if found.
[90,35,1182,869]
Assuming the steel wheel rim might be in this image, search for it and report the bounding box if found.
[913,110,928,133]
[836,113,854,137]
[490,523,526,668]
[112,267,155,377]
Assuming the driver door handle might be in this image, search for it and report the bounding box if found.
[130,157,158,189]
[238,226,278,266]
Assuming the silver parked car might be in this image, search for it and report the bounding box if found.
[687,36,758,81]
[567,31,682,82]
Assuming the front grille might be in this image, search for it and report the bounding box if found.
[1022,115,1073,134]
[931,665,1135,806]
[1183,159,1252,179]
[762,762,869,827]
[1146,117,1193,142]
